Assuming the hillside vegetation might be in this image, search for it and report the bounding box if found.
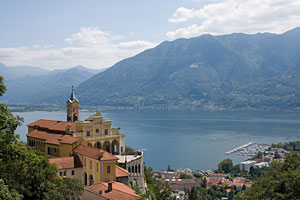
[76,27,300,110]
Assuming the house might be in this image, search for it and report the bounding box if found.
[239,160,256,171]
[49,156,82,179]
[166,179,197,192]
[86,181,142,200]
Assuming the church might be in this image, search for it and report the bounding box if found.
[26,87,144,199]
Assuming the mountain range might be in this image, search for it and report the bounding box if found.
[2,27,300,110]
[76,27,300,110]
[0,64,103,105]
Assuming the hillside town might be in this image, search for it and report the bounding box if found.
[153,146,291,200]
[23,87,296,200]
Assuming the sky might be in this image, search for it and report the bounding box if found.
[0,0,300,70]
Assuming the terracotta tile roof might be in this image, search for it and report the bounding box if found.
[49,156,82,170]
[27,130,81,145]
[116,166,130,178]
[82,188,108,200]
[85,116,93,121]
[74,145,118,161]
[208,173,226,177]
[27,119,76,132]
[86,182,141,200]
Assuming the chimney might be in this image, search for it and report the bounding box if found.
[108,181,112,192]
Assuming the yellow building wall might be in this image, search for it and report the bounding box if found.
[59,143,74,157]
[27,137,46,155]
[102,161,116,182]
[45,143,60,157]
[77,154,116,184]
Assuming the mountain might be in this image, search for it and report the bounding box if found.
[75,27,300,110]
[0,63,50,80]
[0,65,101,105]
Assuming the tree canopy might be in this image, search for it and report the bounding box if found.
[216,159,234,174]
[0,76,84,200]
[244,152,300,200]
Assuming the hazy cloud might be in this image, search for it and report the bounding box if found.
[167,0,300,39]
[0,27,156,70]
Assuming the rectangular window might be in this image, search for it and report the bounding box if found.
[72,170,75,175]
[105,129,108,135]
[86,131,90,137]
[59,171,63,176]
[64,171,66,176]
[107,166,111,173]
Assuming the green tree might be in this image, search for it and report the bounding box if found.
[194,172,203,179]
[143,166,173,200]
[0,76,84,200]
[0,179,22,200]
[125,146,135,152]
[46,178,84,200]
[244,152,300,200]
[228,190,234,200]
[217,159,234,174]
[167,164,174,172]
[179,173,191,179]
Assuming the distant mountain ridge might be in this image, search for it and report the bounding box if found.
[0,64,104,105]
[2,28,300,110]
[75,27,300,110]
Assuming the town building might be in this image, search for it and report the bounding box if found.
[26,88,143,199]
[166,178,197,192]
[27,88,125,156]
[116,151,145,193]
[239,160,256,171]
[49,156,82,180]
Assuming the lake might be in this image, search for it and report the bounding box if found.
[14,109,300,171]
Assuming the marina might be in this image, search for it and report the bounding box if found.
[225,142,256,155]
[225,142,271,156]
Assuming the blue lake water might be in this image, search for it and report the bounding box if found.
[14,109,300,171]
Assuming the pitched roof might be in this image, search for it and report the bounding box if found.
[116,166,130,178]
[74,145,118,161]
[27,129,81,145]
[27,119,76,132]
[49,156,82,170]
[86,182,141,200]
[82,188,108,200]
[68,86,79,103]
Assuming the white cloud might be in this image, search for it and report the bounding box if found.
[0,27,157,70]
[118,40,156,49]
[167,0,300,39]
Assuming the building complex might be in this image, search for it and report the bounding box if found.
[26,87,144,199]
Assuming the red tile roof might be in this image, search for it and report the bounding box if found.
[27,119,76,132]
[86,182,141,200]
[209,173,226,177]
[82,188,108,200]
[49,156,82,170]
[74,145,118,161]
[85,116,93,121]
[116,166,130,178]
[27,130,81,145]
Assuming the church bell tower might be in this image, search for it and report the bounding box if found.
[67,86,79,122]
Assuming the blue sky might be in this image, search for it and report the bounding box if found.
[1,0,300,70]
